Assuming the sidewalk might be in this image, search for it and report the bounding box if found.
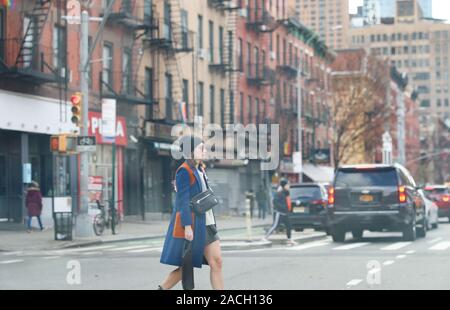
[0,215,327,252]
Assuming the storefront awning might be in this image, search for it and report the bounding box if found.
[302,164,335,184]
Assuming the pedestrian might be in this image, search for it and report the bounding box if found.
[159,136,223,290]
[262,179,297,245]
[247,189,256,219]
[25,181,44,233]
[256,185,268,220]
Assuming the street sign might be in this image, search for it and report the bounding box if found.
[77,136,97,152]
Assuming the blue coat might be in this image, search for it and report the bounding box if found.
[160,163,207,269]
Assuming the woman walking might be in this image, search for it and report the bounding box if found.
[25,181,44,233]
[159,136,223,290]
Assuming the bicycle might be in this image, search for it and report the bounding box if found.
[93,200,121,236]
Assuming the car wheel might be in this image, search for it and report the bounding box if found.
[331,227,346,243]
[351,229,364,240]
[432,221,439,229]
[403,218,417,241]
[417,217,427,238]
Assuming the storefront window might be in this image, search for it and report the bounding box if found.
[0,156,5,196]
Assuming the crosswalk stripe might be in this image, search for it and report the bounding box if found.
[346,279,363,287]
[429,241,450,251]
[286,241,331,251]
[381,242,412,251]
[106,245,150,252]
[428,237,443,244]
[383,260,395,266]
[127,247,162,253]
[0,259,24,264]
[333,243,369,251]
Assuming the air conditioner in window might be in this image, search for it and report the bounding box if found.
[198,48,208,60]
[270,51,276,60]
[239,8,247,18]
[60,68,72,83]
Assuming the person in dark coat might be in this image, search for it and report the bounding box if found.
[256,185,268,219]
[262,179,297,245]
[26,181,44,232]
[159,136,223,290]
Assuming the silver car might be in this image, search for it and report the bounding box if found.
[419,189,439,230]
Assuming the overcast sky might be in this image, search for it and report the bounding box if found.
[349,0,450,21]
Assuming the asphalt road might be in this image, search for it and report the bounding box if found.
[1,220,450,290]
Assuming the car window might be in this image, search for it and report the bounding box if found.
[425,188,449,195]
[335,169,398,187]
[290,187,323,200]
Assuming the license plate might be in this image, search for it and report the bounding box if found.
[360,195,374,202]
[294,207,308,213]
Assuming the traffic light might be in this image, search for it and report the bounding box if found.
[50,135,77,154]
[71,92,82,126]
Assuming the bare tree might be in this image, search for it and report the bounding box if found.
[331,51,391,168]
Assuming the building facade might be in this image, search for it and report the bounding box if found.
[289,0,349,50]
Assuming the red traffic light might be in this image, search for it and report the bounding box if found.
[71,92,82,125]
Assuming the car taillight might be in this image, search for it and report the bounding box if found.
[442,196,450,202]
[328,187,335,205]
[398,186,407,203]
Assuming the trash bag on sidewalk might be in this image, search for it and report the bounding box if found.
[182,240,195,290]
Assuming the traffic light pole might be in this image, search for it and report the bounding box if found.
[74,10,93,237]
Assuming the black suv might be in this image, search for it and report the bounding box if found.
[327,164,426,242]
[290,184,329,232]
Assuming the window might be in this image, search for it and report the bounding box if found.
[421,99,430,107]
[102,43,113,88]
[247,42,251,76]
[255,98,260,124]
[180,10,188,50]
[220,89,225,127]
[240,92,244,124]
[197,82,204,116]
[437,99,442,107]
[229,90,234,124]
[248,95,252,123]
[445,99,449,107]
[165,73,173,119]
[144,0,152,25]
[218,26,224,64]
[163,1,171,40]
[209,21,214,62]
[144,67,153,101]
[122,49,132,94]
[53,25,66,74]
[210,85,215,123]
[238,38,243,71]
[182,79,189,119]
[197,15,203,49]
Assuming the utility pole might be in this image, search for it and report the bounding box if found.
[397,84,406,166]
[74,9,92,237]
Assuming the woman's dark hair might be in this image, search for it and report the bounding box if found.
[179,135,203,159]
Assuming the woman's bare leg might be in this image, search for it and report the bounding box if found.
[160,267,182,289]
[204,240,224,290]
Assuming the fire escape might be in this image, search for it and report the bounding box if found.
[245,2,281,34]
[102,0,156,106]
[143,0,194,124]
[0,0,58,84]
[207,0,240,125]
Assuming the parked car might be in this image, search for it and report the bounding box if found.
[418,189,439,230]
[327,164,427,242]
[289,184,329,233]
[423,185,450,222]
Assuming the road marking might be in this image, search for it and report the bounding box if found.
[333,243,369,251]
[0,259,24,264]
[42,256,60,260]
[286,241,331,251]
[406,250,416,255]
[429,241,450,251]
[383,260,395,266]
[428,237,443,244]
[1,251,23,256]
[381,242,412,251]
[127,247,163,253]
[346,279,363,287]
[106,245,150,252]
[81,251,103,256]
[60,245,115,253]
[396,255,406,259]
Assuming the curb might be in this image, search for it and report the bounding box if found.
[56,223,272,250]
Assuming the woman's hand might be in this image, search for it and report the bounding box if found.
[184,226,193,241]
